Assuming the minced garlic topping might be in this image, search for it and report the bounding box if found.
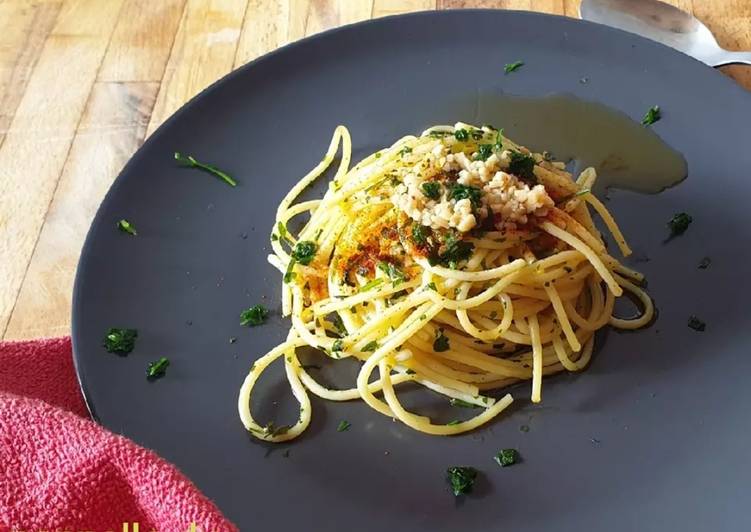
[389,125,554,232]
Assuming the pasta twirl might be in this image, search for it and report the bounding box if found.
[238,124,653,442]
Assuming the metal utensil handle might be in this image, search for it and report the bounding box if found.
[713,50,751,67]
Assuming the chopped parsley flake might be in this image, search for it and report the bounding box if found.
[426,282,437,291]
[291,240,317,265]
[504,60,524,74]
[283,258,296,283]
[411,222,428,245]
[332,339,344,352]
[641,105,661,126]
[688,316,706,332]
[276,221,292,245]
[667,212,692,236]
[508,151,536,184]
[399,146,412,156]
[447,466,477,496]
[362,340,378,352]
[493,129,503,151]
[327,314,347,337]
[103,328,138,354]
[474,143,493,161]
[359,278,384,292]
[434,233,474,268]
[421,181,441,200]
[174,152,237,187]
[494,448,519,467]
[454,128,469,141]
[449,398,479,408]
[378,261,406,285]
[251,422,290,438]
[337,420,351,432]
[240,304,269,326]
[117,219,137,236]
[449,183,482,207]
[433,328,450,352]
[146,357,170,380]
[266,423,291,437]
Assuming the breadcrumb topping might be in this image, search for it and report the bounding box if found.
[389,125,553,233]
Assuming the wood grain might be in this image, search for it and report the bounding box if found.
[693,1,751,89]
[373,0,436,18]
[440,0,564,11]
[2,0,750,340]
[98,0,187,82]
[303,0,374,36]
[4,82,158,340]
[234,0,295,67]
[0,0,124,337]
[0,0,62,148]
[145,0,248,136]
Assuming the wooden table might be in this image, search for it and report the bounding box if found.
[1,0,749,340]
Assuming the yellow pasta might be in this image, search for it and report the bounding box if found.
[238,124,653,442]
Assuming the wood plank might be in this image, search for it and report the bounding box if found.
[559,0,702,18]
[665,0,694,13]
[692,1,751,91]
[304,0,374,37]
[530,0,565,14]
[234,0,292,67]
[436,0,702,18]
[373,0,436,18]
[98,0,186,82]
[0,0,124,338]
[236,0,373,67]
[560,0,580,16]
[4,82,158,340]
[288,0,310,41]
[145,0,249,136]
[0,0,62,148]
[438,0,562,10]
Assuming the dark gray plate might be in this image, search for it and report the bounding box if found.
[73,10,751,531]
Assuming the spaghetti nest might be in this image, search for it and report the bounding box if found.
[238,123,653,442]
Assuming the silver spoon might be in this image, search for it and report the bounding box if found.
[580,0,751,67]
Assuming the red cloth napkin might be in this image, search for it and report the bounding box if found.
[0,337,237,532]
